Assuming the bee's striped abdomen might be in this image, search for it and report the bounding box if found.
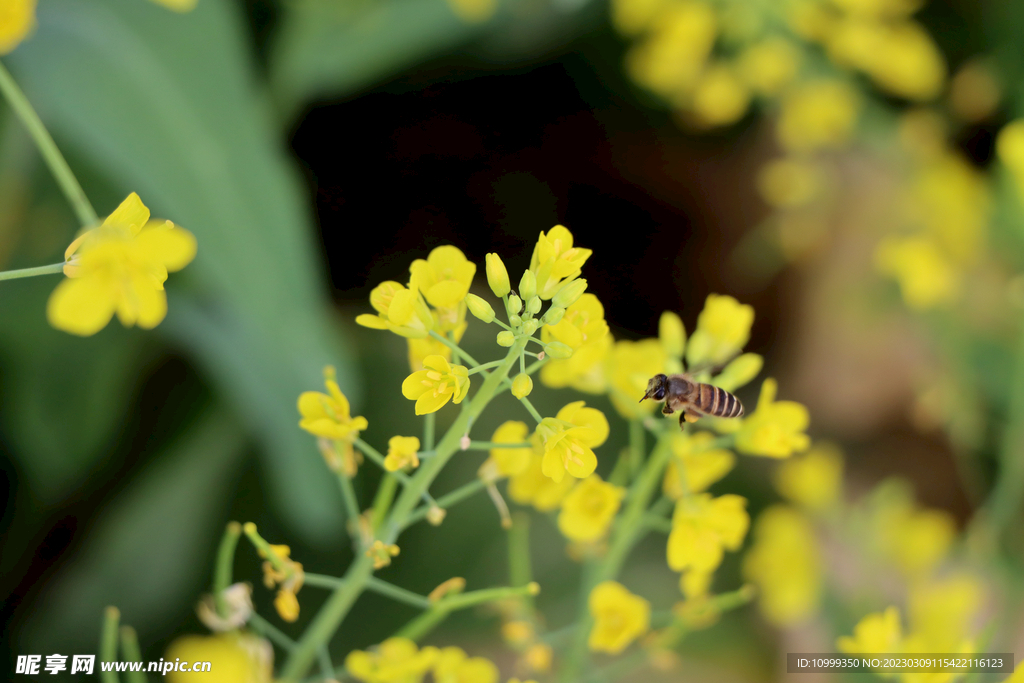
[694,383,744,418]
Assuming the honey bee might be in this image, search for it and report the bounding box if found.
[640,373,744,427]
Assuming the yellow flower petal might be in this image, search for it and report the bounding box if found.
[102,191,150,232]
[136,221,197,271]
[46,275,118,336]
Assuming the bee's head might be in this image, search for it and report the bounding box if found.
[641,374,668,402]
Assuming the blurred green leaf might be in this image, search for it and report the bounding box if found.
[7,0,358,543]
[18,404,247,655]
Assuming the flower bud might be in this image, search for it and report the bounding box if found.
[497,331,516,347]
[509,314,522,328]
[519,270,537,301]
[466,293,495,323]
[486,253,511,298]
[552,278,587,308]
[714,353,764,392]
[659,311,687,358]
[527,296,542,315]
[511,373,534,398]
[522,319,538,335]
[541,306,565,325]
[544,341,573,359]
[508,294,523,315]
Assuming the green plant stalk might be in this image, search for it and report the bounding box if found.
[987,324,1024,537]
[280,338,528,681]
[100,607,120,683]
[335,470,361,532]
[355,437,436,508]
[402,478,488,529]
[0,60,98,227]
[0,262,65,281]
[467,440,532,450]
[519,396,543,423]
[213,522,242,617]
[508,512,534,609]
[629,419,645,478]
[242,523,294,577]
[369,473,399,532]
[118,626,147,683]
[423,413,435,450]
[367,577,432,609]
[317,647,334,681]
[249,612,297,651]
[558,434,674,682]
[429,330,481,367]
[395,583,539,642]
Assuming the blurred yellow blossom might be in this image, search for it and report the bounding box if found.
[711,353,763,393]
[408,331,461,373]
[433,647,499,683]
[867,22,945,101]
[445,0,496,23]
[610,0,669,35]
[366,540,401,569]
[166,632,272,683]
[776,81,860,153]
[867,480,956,578]
[625,2,717,102]
[258,543,304,623]
[690,64,751,127]
[536,401,609,483]
[742,505,822,626]
[663,431,735,499]
[540,294,611,393]
[384,436,421,472]
[757,157,824,208]
[837,606,903,654]
[735,379,810,458]
[608,338,666,418]
[685,294,754,367]
[558,474,625,542]
[357,281,434,338]
[0,0,35,54]
[401,355,470,415]
[739,38,801,96]
[48,192,196,336]
[907,575,983,652]
[949,60,1000,122]
[774,442,843,512]
[906,152,989,265]
[523,643,552,673]
[875,234,958,309]
[588,581,650,654]
[529,225,592,299]
[151,0,198,11]
[832,0,922,18]
[481,421,532,479]
[409,245,476,309]
[346,637,438,683]
[659,311,686,360]
[508,450,576,511]
[667,493,749,573]
[298,366,368,441]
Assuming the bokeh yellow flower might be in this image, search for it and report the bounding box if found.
[0,0,35,54]
[409,245,476,309]
[446,0,496,23]
[868,481,956,578]
[742,505,822,626]
[662,431,735,499]
[166,632,272,683]
[685,294,754,368]
[875,234,959,309]
[690,63,751,127]
[776,81,860,153]
[529,225,592,299]
[346,637,438,683]
[402,355,470,415]
[735,379,811,458]
[482,421,532,479]
[298,366,368,441]
[433,646,499,683]
[607,338,667,418]
[739,37,801,96]
[150,0,198,11]
[667,493,748,573]
[540,293,611,393]
[774,442,843,513]
[837,606,903,654]
[384,436,421,472]
[536,401,609,483]
[907,575,984,652]
[625,2,717,101]
[508,450,576,511]
[258,543,304,623]
[588,581,650,654]
[47,192,196,336]
[557,474,624,542]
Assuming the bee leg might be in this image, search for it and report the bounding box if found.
[662,404,674,415]
[678,411,687,428]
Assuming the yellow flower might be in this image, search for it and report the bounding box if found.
[610,0,671,35]
[356,281,434,338]
[485,253,511,297]
[735,379,811,458]
[667,493,748,573]
[774,442,843,513]
[659,311,686,360]
[446,0,496,23]
[685,294,754,368]
[298,366,368,441]
[837,606,903,654]
[711,352,763,392]
[0,0,35,54]
[557,474,625,542]
[384,436,421,472]
[832,0,922,18]
[875,234,959,309]
[906,152,989,265]
[433,647,499,683]
[523,644,552,673]
[863,21,946,101]
[540,294,611,393]
[588,581,650,654]
[401,355,470,415]
[690,64,751,127]
[738,38,801,96]
[481,421,532,479]
[757,157,825,208]
[868,481,956,578]
[150,0,198,11]
[776,81,860,153]
[346,637,438,683]
[907,575,983,652]
[625,2,717,100]
[409,246,477,309]
[47,192,196,336]
[508,450,576,511]
[742,505,822,626]
[529,225,592,300]
[607,338,667,419]
[258,544,304,623]
[166,632,272,683]
[662,431,736,499]
[536,401,609,483]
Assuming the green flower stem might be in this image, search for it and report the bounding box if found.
[468,360,504,375]
[494,318,514,332]
[302,573,345,589]
[369,473,399,532]
[100,607,120,683]
[249,612,297,651]
[395,583,540,642]
[559,434,674,682]
[525,357,548,375]
[508,512,534,609]
[629,419,645,478]
[652,585,755,651]
[354,438,436,508]
[0,60,98,228]
[423,413,435,451]
[366,577,432,609]
[466,440,532,450]
[317,647,334,682]
[988,326,1024,537]
[402,478,488,529]
[335,471,361,536]
[0,261,65,281]
[519,396,543,424]
[643,514,673,533]
[213,521,242,617]
[242,523,295,576]
[281,339,528,681]
[428,330,481,367]
[118,626,146,683]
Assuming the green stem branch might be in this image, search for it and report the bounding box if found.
[0,262,65,281]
